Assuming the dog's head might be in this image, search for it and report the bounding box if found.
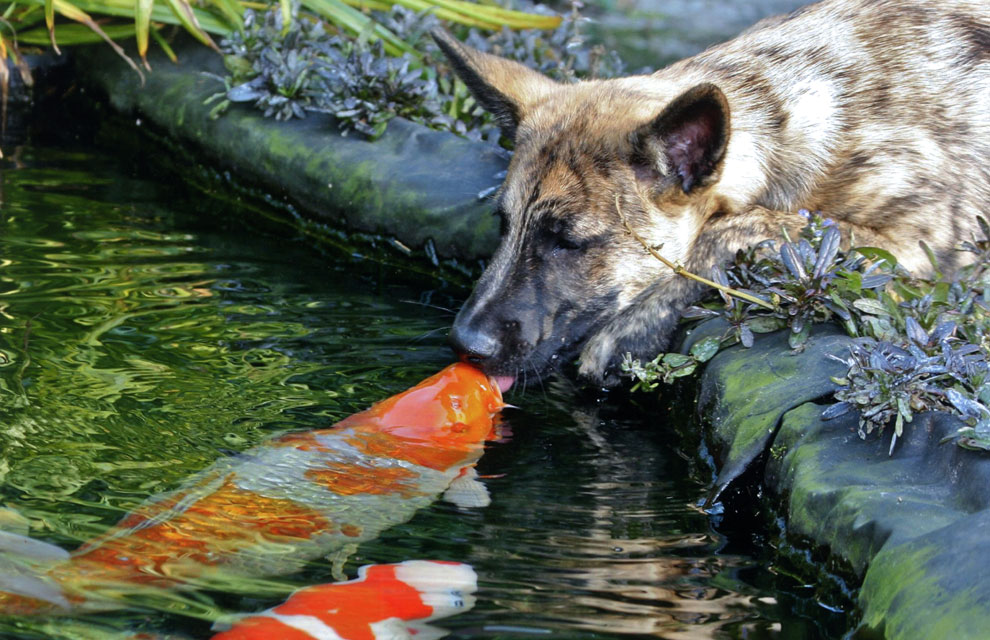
[434,31,732,388]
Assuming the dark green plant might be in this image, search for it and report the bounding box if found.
[460,3,624,83]
[622,210,990,452]
[824,320,987,453]
[212,3,624,140]
[211,7,451,135]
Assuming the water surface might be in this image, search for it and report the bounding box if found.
[0,136,846,638]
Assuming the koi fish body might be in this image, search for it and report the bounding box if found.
[0,363,503,614]
[211,560,477,640]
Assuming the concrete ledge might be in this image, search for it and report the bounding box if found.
[75,42,506,268]
[690,322,990,639]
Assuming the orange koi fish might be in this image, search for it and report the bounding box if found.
[0,363,503,615]
[211,560,477,640]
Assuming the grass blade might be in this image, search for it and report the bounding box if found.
[135,0,154,67]
[208,0,243,31]
[162,0,219,50]
[44,0,59,53]
[343,0,561,29]
[303,0,413,56]
[149,23,177,62]
[0,34,8,148]
[53,0,144,80]
[278,0,291,34]
[19,22,137,45]
[20,0,232,35]
[426,0,560,29]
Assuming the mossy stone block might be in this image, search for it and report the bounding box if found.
[75,41,506,263]
[695,324,851,499]
[859,508,990,639]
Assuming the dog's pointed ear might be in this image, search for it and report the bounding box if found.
[632,83,730,193]
[431,29,557,140]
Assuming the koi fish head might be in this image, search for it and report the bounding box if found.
[339,363,506,469]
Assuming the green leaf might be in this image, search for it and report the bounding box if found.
[896,395,912,426]
[303,0,414,57]
[661,353,692,368]
[891,279,924,302]
[25,0,233,35]
[669,363,698,379]
[919,240,942,280]
[852,298,891,316]
[931,281,951,305]
[689,336,721,362]
[149,25,177,62]
[746,316,784,334]
[19,22,136,44]
[45,0,58,53]
[279,0,292,34]
[162,0,218,50]
[788,322,811,349]
[135,0,153,64]
[957,435,990,451]
[855,246,899,268]
[837,270,863,295]
[52,0,144,77]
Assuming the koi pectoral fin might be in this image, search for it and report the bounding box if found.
[442,466,490,509]
[326,542,359,582]
[0,528,73,611]
[0,529,70,565]
[0,558,71,611]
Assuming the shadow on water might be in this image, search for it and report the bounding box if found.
[0,105,850,638]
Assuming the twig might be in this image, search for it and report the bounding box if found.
[614,195,775,310]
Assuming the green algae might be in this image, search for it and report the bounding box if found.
[696,324,850,498]
[860,510,990,640]
[693,319,990,639]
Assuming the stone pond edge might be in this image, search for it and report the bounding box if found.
[74,41,506,273]
[684,321,990,639]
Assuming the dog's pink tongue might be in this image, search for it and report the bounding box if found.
[493,376,515,393]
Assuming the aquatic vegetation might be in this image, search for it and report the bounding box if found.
[823,323,987,453]
[213,4,624,139]
[623,212,990,452]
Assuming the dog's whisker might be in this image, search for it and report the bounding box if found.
[399,299,456,315]
[407,326,448,344]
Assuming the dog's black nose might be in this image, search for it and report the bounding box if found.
[448,323,498,364]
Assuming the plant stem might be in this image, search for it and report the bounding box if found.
[614,195,775,310]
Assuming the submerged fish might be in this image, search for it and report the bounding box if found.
[211,560,477,640]
[0,363,504,615]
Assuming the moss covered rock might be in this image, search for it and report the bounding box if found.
[697,324,990,639]
[76,42,506,266]
[693,323,850,500]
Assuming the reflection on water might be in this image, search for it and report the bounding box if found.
[0,140,846,638]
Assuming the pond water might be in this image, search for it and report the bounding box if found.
[0,130,849,638]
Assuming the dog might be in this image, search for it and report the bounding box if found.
[434,0,990,388]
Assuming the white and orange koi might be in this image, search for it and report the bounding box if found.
[0,363,503,615]
[211,560,477,640]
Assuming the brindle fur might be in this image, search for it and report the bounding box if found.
[436,0,990,385]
